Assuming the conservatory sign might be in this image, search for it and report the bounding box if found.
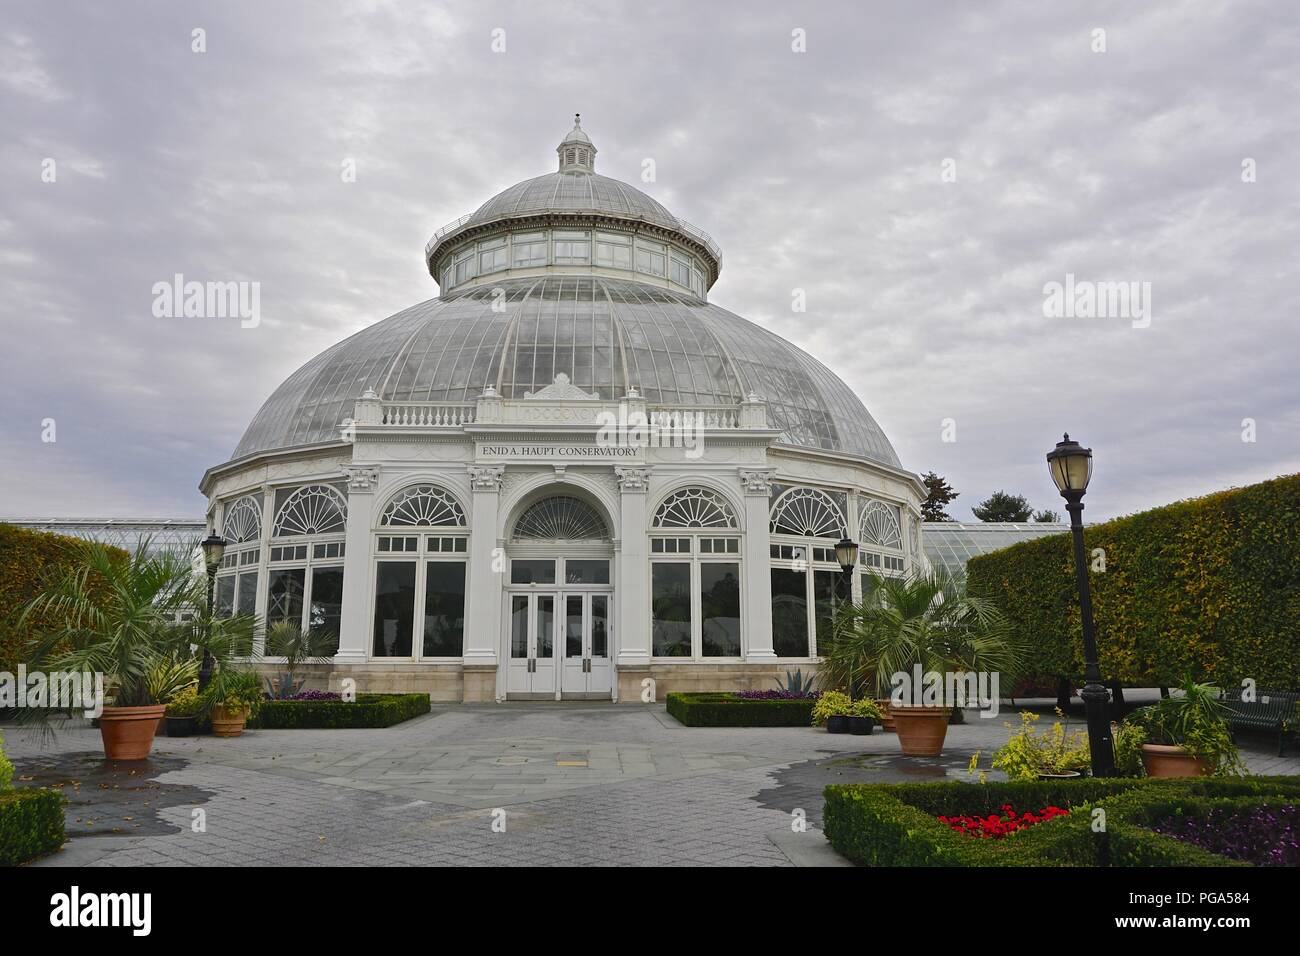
[477,442,643,460]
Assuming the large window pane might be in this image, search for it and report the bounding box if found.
[813,570,851,657]
[652,563,692,657]
[215,575,236,618]
[511,559,556,584]
[373,561,415,657]
[537,596,554,658]
[511,596,529,658]
[701,563,741,657]
[236,571,258,617]
[267,568,305,627]
[565,559,609,584]
[565,595,583,658]
[423,562,466,657]
[309,567,344,653]
[771,568,809,657]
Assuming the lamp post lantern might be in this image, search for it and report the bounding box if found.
[198,532,227,692]
[1046,434,1115,777]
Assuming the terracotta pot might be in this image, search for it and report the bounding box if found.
[99,705,167,760]
[156,716,167,736]
[210,704,249,738]
[890,705,951,756]
[1141,743,1212,778]
[876,699,896,732]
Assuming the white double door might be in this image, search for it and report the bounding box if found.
[507,590,612,699]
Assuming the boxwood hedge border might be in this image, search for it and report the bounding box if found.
[250,693,430,729]
[0,788,66,867]
[666,692,815,727]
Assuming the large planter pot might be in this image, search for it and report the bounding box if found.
[825,715,850,734]
[890,705,951,756]
[1037,770,1083,781]
[210,705,249,738]
[1141,743,1212,778]
[847,715,874,736]
[876,699,896,732]
[165,715,199,738]
[99,705,167,760]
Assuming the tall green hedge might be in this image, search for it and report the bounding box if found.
[0,789,67,866]
[0,524,128,676]
[966,473,1300,688]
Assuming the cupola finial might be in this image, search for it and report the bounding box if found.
[557,113,596,173]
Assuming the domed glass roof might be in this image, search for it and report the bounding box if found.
[463,171,679,233]
[231,275,901,468]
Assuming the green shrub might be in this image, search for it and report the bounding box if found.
[666,692,815,727]
[966,473,1300,688]
[0,788,66,866]
[823,776,1300,867]
[0,730,12,791]
[251,693,430,729]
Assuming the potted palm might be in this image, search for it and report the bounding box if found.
[823,571,1019,757]
[1125,680,1243,777]
[812,690,853,733]
[204,668,264,737]
[19,540,255,760]
[262,620,338,699]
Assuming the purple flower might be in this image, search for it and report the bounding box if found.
[289,689,342,701]
[1152,805,1300,867]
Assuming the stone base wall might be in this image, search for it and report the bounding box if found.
[324,663,466,701]
[623,662,821,702]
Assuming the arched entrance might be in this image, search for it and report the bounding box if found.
[503,495,615,700]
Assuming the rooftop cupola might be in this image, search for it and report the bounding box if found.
[557,114,596,173]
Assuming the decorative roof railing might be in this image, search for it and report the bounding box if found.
[379,402,477,427]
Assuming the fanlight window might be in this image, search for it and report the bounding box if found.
[513,496,609,540]
[222,496,261,544]
[273,485,348,537]
[653,488,737,529]
[859,499,902,550]
[381,485,466,528]
[770,488,846,538]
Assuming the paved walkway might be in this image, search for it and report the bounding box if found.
[6,704,1297,867]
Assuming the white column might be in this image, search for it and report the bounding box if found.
[739,469,776,660]
[334,466,379,665]
[252,485,275,655]
[614,467,651,668]
[462,465,505,668]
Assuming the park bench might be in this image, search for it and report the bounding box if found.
[1217,689,1299,757]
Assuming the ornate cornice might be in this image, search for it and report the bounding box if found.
[739,469,775,495]
[467,464,506,491]
[614,466,651,492]
[341,465,380,491]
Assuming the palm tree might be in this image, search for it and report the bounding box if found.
[19,540,255,710]
[822,570,1021,702]
[263,620,337,698]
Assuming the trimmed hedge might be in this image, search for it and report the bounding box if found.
[666,692,815,727]
[966,473,1300,688]
[0,524,128,676]
[823,775,1300,867]
[250,693,430,729]
[0,788,66,866]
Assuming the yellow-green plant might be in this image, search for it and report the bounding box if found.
[1112,719,1146,776]
[850,698,885,719]
[164,685,202,718]
[0,730,13,790]
[991,709,1090,781]
[812,690,852,726]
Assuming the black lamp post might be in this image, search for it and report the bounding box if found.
[198,532,227,692]
[834,536,858,597]
[1046,434,1115,777]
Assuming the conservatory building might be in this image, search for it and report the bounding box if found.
[198,118,924,702]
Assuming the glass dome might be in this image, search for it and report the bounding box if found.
[230,275,901,468]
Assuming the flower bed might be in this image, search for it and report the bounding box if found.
[939,803,1069,839]
[666,692,816,727]
[1152,803,1300,867]
[250,692,430,729]
[823,776,1300,867]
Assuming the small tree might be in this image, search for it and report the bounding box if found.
[972,490,1033,522]
[920,471,959,522]
[1033,508,1062,523]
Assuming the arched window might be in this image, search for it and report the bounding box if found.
[769,488,846,538]
[653,488,737,529]
[859,499,902,549]
[513,496,609,540]
[222,495,261,544]
[273,485,348,537]
[381,485,466,527]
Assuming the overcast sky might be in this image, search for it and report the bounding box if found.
[1,0,1297,522]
